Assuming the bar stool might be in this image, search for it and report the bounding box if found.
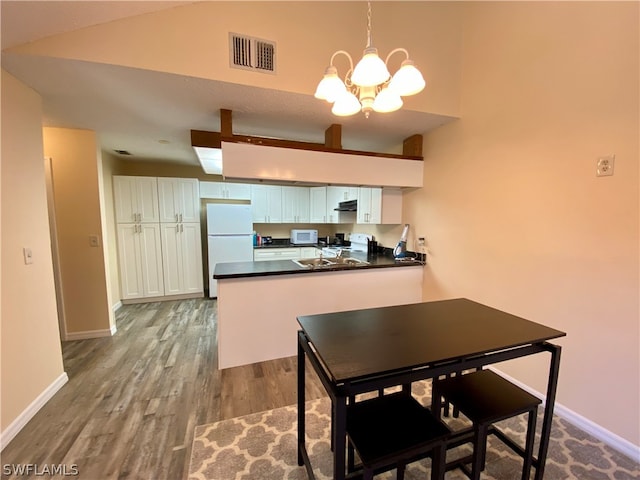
[432,369,542,480]
[346,391,451,480]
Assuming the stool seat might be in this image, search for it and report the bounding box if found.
[435,369,541,424]
[347,391,450,479]
[433,370,542,480]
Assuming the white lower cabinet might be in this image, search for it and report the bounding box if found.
[254,248,301,262]
[161,223,203,296]
[117,223,164,300]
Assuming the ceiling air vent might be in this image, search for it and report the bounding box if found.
[229,32,276,74]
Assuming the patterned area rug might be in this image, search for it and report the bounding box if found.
[189,382,639,480]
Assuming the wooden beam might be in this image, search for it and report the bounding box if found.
[220,109,233,138]
[191,130,221,148]
[324,124,342,149]
[190,129,424,161]
[402,134,423,157]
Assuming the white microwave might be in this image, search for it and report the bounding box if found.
[290,229,318,245]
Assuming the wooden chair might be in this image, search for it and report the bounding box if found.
[346,391,451,480]
[432,369,542,480]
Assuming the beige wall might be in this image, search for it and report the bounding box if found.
[1,71,65,434]
[43,128,112,335]
[6,1,463,118]
[405,2,639,445]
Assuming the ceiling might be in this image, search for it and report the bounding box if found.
[1,1,454,170]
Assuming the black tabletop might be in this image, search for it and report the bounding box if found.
[297,298,566,383]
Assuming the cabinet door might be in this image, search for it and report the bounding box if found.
[138,223,165,297]
[309,187,327,223]
[225,183,252,200]
[160,222,203,296]
[137,177,161,223]
[158,178,200,223]
[117,223,144,299]
[180,223,204,294]
[251,185,282,223]
[114,176,159,223]
[161,223,183,295]
[296,187,310,222]
[357,187,382,224]
[250,185,269,222]
[199,181,225,199]
[117,223,164,299]
[282,186,310,223]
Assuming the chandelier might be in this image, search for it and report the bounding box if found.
[314,1,425,118]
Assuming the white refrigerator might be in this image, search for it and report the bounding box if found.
[207,203,254,298]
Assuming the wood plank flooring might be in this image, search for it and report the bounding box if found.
[1,299,325,479]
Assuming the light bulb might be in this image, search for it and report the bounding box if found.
[351,47,390,87]
[331,90,361,116]
[388,59,425,96]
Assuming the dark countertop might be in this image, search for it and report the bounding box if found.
[214,251,424,279]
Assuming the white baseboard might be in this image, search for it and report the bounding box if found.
[64,327,115,341]
[0,372,68,450]
[112,300,123,312]
[489,366,640,461]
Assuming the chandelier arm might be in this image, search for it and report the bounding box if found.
[384,48,410,67]
[330,50,354,71]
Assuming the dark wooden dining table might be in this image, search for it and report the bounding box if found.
[297,298,566,480]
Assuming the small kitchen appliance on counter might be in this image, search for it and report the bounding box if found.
[393,224,410,258]
[290,229,318,245]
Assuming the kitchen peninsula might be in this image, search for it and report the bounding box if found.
[214,252,424,369]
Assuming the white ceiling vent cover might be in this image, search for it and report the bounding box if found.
[229,33,276,74]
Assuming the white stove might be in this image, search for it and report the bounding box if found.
[322,233,372,257]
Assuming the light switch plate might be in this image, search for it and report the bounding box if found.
[23,247,33,265]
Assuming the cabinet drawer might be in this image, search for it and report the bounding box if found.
[253,248,301,261]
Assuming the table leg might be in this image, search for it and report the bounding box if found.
[297,334,306,466]
[333,395,347,480]
[534,344,562,480]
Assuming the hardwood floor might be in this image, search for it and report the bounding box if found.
[1,299,325,479]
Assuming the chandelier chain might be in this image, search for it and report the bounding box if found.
[366,1,372,47]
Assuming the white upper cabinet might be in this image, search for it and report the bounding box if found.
[326,186,356,223]
[309,187,327,223]
[113,176,159,224]
[158,177,200,223]
[251,184,282,223]
[200,181,251,200]
[282,186,310,223]
[357,187,382,224]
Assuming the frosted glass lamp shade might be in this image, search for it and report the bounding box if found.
[373,87,403,113]
[388,59,425,96]
[351,47,390,87]
[314,66,346,103]
[331,91,361,116]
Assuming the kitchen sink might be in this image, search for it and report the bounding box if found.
[294,258,335,268]
[293,257,369,269]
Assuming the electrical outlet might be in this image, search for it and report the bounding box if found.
[597,155,615,177]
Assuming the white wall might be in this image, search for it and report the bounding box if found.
[405,2,639,447]
[1,70,66,442]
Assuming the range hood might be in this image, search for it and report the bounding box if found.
[334,200,357,211]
